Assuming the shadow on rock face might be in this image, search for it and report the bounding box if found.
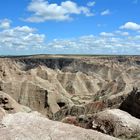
[119,87,140,119]
[17,58,75,71]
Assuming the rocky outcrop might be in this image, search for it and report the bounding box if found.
[0,111,119,140]
[120,87,140,119]
[53,90,131,121]
[62,114,94,129]
[0,91,31,113]
[92,109,140,139]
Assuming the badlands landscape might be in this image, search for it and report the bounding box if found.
[0,55,140,140]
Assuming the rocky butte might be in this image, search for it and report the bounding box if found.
[0,55,140,140]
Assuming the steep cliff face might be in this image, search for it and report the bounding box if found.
[0,55,140,119]
[120,88,140,119]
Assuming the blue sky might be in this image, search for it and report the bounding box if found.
[0,0,140,55]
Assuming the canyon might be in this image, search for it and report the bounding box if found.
[0,55,140,139]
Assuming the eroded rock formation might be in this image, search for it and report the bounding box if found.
[120,87,140,119]
[92,109,140,139]
[0,55,140,139]
[0,111,119,140]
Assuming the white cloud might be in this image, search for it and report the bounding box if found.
[115,30,129,36]
[0,20,45,50]
[25,0,93,22]
[0,18,139,55]
[0,19,11,29]
[87,1,96,7]
[120,22,140,30]
[101,9,110,16]
[1,25,140,54]
[13,26,36,33]
[100,32,114,37]
[45,33,140,54]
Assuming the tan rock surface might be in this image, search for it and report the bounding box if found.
[0,112,119,140]
[92,109,140,139]
[0,107,6,121]
[0,91,31,113]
